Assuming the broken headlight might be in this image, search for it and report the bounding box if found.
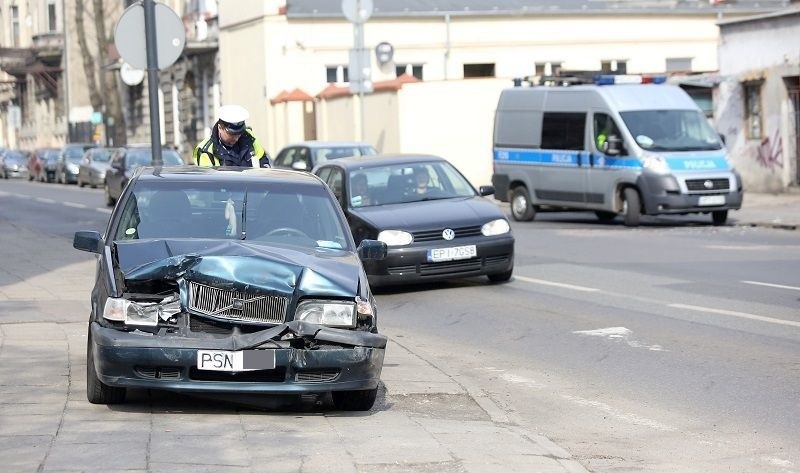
[103,295,181,326]
[295,300,356,328]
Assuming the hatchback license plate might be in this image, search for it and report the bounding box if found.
[197,350,275,372]
[427,245,477,263]
[698,195,725,206]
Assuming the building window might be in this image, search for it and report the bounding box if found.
[395,64,423,80]
[535,62,562,77]
[541,112,586,150]
[463,63,495,78]
[744,82,762,140]
[601,60,627,74]
[10,5,20,47]
[666,57,693,73]
[47,0,58,32]
[326,65,349,84]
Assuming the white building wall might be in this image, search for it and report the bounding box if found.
[716,11,800,191]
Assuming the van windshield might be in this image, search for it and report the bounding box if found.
[620,110,722,152]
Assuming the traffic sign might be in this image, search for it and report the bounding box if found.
[342,0,373,23]
[114,2,185,70]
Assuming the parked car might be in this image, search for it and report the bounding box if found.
[104,145,184,206]
[1,150,30,179]
[78,147,118,188]
[73,166,387,409]
[57,143,97,184]
[313,154,515,286]
[41,148,62,183]
[27,147,59,182]
[273,141,377,172]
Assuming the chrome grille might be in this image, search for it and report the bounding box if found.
[187,281,288,324]
[412,225,483,242]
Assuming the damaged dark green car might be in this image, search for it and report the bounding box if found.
[74,166,388,411]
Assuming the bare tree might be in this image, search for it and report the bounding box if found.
[74,0,127,146]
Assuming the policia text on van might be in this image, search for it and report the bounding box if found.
[491,75,743,226]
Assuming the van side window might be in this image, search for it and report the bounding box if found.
[593,113,625,154]
[541,112,586,150]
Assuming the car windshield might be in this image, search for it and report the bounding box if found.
[348,161,476,207]
[114,180,351,250]
[45,151,60,162]
[126,149,183,168]
[619,110,722,152]
[313,145,377,164]
[91,149,114,162]
[66,145,96,162]
[4,151,26,162]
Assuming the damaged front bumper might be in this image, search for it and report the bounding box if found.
[90,320,386,394]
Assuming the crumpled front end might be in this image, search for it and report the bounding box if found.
[93,240,384,394]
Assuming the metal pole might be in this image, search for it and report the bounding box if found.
[356,21,365,142]
[62,0,71,142]
[143,0,163,166]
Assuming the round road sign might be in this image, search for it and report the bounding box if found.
[114,2,185,70]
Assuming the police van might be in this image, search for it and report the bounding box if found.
[491,75,743,226]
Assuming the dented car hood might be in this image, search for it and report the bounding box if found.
[114,239,362,297]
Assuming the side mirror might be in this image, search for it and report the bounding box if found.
[291,161,308,171]
[479,185,495,197]
[357,239,387,260]
[74,231,103,254]
[604,135,622,156]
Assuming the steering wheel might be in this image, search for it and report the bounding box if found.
[265,227,310,239]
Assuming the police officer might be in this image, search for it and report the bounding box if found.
[193,104,271,167]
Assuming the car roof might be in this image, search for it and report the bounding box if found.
[283,141,374,149]
[316,153,446,170]
[133,165,326,185]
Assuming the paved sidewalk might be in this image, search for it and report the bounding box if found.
[0,222,587,473]
[729,191,800,230]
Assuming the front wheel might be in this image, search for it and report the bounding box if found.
[332,388,378,411]
[712,210,728,226]
[488,268,513,283]
[86,332,126,404]
[510,187,535,221]
[622,188,641,227]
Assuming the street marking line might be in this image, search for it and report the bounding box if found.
[62,202,86,209]
[742,280,800,292]
[0,191,9,196]
[669,303,800,328]
[96,208,112,214]
[515,275,600,293]
[15,194,31,199]
[36,197,56,204]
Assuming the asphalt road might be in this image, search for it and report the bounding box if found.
[1,178,798,472]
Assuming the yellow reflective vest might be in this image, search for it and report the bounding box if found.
[193,128,266,167]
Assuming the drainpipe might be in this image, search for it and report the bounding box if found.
[444,14,451,80]
[62,0,70,142]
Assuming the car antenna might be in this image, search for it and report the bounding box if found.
[240,189,248,240]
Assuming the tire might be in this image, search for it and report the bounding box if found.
[488,268,513,283]
[595,210,617,223]
[510,186,535,222]
[622,188,641,227]
[104,183,116,207]
[86,331,126,404]
[78,177,85,187]
[712,210,728,226]
[332,388,378,411]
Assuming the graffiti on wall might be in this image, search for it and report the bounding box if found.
[756,128,783,170]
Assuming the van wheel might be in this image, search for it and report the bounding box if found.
[595,211,617,223]
[510,187,535,221]
[622,188,641,227]
[711,210,728,226]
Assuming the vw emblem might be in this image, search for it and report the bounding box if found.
[231,299,245,311]
[703,180,714,190]
[442,228,455,241]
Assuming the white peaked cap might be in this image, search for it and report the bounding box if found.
[218,104,249,124]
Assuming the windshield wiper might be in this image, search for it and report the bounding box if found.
[240,190,248,240]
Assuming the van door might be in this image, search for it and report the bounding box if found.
[587,112,637,209]
[531,112,590,205]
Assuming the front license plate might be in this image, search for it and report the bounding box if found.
[197,350,275,372]
[427,245,477,263]
[698,195,726,206]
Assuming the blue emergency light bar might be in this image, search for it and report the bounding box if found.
[593,75,667,85]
